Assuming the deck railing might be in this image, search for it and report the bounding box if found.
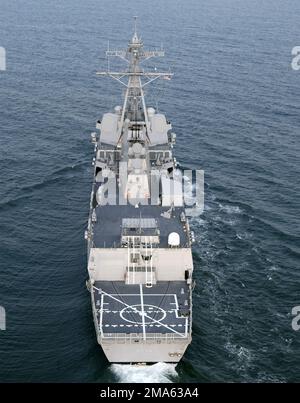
[100,332,190,343]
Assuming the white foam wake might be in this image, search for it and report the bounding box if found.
[110,362,178,383]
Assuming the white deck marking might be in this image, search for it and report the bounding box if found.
[120,304,166,324]
[140,284,146,340]
[99,293,104,337]
[132,237,135,284]
[109,293,176,297]
[173,294,183,319]
[93,286,186,338]
[174,294,179,310]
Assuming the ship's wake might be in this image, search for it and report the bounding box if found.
[110,362,178,383]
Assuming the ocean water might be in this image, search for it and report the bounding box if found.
[0,0,300,383]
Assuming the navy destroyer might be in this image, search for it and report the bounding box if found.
[86,21,195,363]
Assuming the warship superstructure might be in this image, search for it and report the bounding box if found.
[86,22,195,363]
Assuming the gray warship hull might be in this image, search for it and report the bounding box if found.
[86,24,195,364]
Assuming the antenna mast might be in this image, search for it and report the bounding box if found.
[96,17,173,142]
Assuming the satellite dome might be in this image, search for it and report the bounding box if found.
[114,105,122,114]
[147,107,155,117]
[132,142,143,155]
[168,232,180,247]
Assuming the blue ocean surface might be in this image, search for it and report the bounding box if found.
[0,0,299,382]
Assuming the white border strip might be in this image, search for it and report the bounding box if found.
[140,284,146,340]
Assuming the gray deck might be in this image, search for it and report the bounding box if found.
[92,203,189,248]
[93,281,191,337]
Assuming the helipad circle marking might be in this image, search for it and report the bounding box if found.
[120,304,166,324]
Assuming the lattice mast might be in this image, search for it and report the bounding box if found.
[96,17,173,141]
